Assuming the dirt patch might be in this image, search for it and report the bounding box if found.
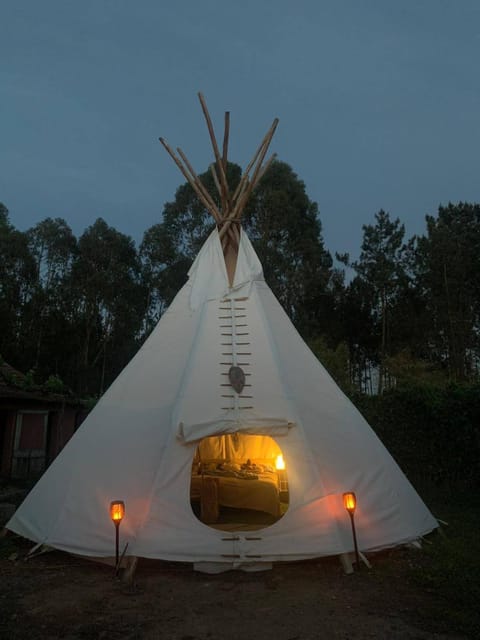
[0,537,470,640]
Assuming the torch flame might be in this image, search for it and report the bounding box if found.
[343,492,356,514]
[110,500,125,523]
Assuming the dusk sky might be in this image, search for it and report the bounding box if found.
[1,1,479,261]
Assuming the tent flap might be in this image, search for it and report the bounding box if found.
[187,229,264,310]
[177,418,294,444]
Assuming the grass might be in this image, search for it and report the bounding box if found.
[406,499,480,637]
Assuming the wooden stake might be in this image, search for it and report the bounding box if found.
[122,556,138,584]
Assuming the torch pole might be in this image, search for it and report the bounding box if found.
[349,511,360,568]
[115,521,120,575]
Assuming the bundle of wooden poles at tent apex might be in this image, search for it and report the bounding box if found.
[159,92,279,284]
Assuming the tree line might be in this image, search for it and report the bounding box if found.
[1,160,479,398]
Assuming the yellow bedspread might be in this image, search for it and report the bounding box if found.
[191,471,280,517]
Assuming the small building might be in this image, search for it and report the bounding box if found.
[0,361,88,480]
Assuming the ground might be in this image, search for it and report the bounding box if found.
[0,535,473,640]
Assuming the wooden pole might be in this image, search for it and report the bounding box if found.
[219,121,278,240]
[159,137,222,222]
[253,152,277,188]
[160,139,239,247]
[114,521,120,576]
[222,111,233,211]
[222,111,230,172]
[231,118,279,204]
[349,512,361,568]
[209,163,222,204]
[209,162,238,248]
[230,152,275,225]
[172,144,239,248]
[198,92,230,213]
[176,147,223,223]
[242,119,278,195]
[159,95,279,273]
[231,174,250,215]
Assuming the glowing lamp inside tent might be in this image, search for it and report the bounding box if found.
[343,492,356,514]
[110,500,125,523]
[275,454,285,470]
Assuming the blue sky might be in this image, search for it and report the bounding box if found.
[1,0,479,260]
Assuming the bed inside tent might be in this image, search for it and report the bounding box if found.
[190,434,289,530]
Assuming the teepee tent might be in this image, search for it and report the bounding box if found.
[6,94,437,571]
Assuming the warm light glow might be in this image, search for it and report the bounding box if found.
[110,500,125,523]
[275,454,285,470]
[343,492,356,514]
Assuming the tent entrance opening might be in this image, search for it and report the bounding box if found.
[190,433,289,531]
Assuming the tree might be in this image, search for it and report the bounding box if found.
[25,218,77,373]
[70,218,145,394]
[414,202,480,380]
[243,161,333,339]
[141,160,333,341]
[340,211,409,393]
[139,219,192,334]
[308,335,353,395]
[335,274,378,393]
[0,203,36,368]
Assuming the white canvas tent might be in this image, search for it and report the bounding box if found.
[6,95,437,571]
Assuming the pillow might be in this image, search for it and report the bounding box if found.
[223,462,241,472]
